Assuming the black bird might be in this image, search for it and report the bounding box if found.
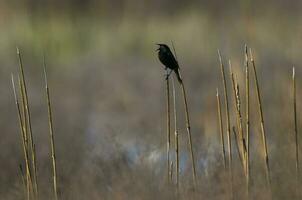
[156,44,182,83]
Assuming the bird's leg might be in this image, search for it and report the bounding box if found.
[165,69,172,80]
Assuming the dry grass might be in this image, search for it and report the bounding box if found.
[5,44,302,200]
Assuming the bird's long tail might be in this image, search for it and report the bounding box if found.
[174,69,183,83]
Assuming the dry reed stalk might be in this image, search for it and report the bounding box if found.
[232,127,241,160]
[172,77,179,188]
[33,144,39,199]
[18,76,32,200]
[179,78,197,187]
[244,45,250,199]
[293,67,299,198]
[43,60,59,200]
[12,75,33,200]
[165,73,171,183]
[171,43,196,187]
[17,48,39,198]
[218,50,233,200]
[19,164,27,199]
[249,49,272,197]
[216,89,227,168]
[229,61,247,173]
[170,161,174,182]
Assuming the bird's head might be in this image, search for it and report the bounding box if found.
[156,43,170,52]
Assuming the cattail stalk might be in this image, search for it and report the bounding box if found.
[172,77,179,188]
[12,75,33,200]
[170,161,174,182]
[179,80,197,187]
[171,43,196,187]
[19,164,27,199]
[293,67,299,198]
[217,89,227,168]
[43,60,58,200]
[218,50,233,200]
[250,49,272,197]
[165,73,171,183]
[17,48,38,199]
[229,61,246,172]
[244,45,250,198]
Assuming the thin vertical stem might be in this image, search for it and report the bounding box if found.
[232,127,242,163]
[171,44,196,187]
[250,49,272,197]
[32,144,38,200]
[245,45,250,199]
[170,161,174,182]
[218,50,233,200]
[180,80,197,187]
[17,47,38,199]
[172,77,179,188]
[165,73,171,183]
[19,164,27,199]
[229,61,246,172]
[293,67,299,198]
[43,59,58,200]
[217,89,227,169]
[12,75,32,200]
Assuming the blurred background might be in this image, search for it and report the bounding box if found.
[1,0,302,199]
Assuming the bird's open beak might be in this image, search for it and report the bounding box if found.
[155,44,161,51]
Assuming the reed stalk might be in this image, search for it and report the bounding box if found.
[43,59,59,200]
[12,75,33,200]
[216,89,226,168]
[17,48,38,199]
[171,43,196,187]
[179,79,197,187]
[229,61,247,173]
[172,77,179,188]
[165,73,171,183]
[19,164,27,199]
[218,50,233,200]
[33,144,39,200]
[232,127,242,164]
[250,49,272,197]
[293,67,299,198]
[170,161,174,182]
[244,45,250,199]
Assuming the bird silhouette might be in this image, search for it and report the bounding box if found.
[156,44,182,83]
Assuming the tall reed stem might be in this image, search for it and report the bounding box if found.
[171,43,196,187]
[43,59,58,200]
[229,61,246,172]
[218,50,233,200]
[180,80,197,187]
[19,164,27,199]
[250,49,272,198]
[172,77,179,188]
[12,75,33,200]
[165,73,171,183]
[17,48,38,199]
[216,89,226,168]
[293,67,299,198]
[245,45,250,199]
